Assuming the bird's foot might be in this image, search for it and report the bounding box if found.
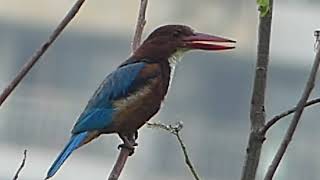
[117,142,138,149]
[134,131,138,140]
[118,133,138,156]
[117,142,137,156]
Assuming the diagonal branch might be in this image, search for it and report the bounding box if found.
[107,1,149,180]
[0,0,86,107]
[240,1,274,180]
[132,0,148,52]
[264,31,320,180]
[107,138,135,180]
[13,150,27,180]
[261,97,320,134]
[147,122,200,180]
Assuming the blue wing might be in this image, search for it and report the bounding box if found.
[71,62,146,134]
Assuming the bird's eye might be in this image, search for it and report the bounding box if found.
[173,30,181,37]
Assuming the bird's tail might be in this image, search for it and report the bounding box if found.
[45,132,88,179]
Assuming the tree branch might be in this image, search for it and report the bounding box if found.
[107,1,148,179]
[261,97,320,134]
[263,31,320,180]
[132,0,148,52]
[0,0,86,107]
[13,150,27,180]
[107,139,134,180]
[240,1,273,180]
[147,122,200,180]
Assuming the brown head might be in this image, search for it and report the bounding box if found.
[133,24,236,62]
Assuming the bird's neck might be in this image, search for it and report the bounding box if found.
[123,49,187,99]
[167,49,187,91]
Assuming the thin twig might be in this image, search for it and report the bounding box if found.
[264,32,320,180]
[132,0,148,52]
[147,122,200,180]
[261,98,320,134]
[240,1,274,180]
[13,150,27,180]
[0,0,86,107]
[175,132,200,180]
[107,1,149,179]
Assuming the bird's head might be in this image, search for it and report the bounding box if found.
[133,24,236,63]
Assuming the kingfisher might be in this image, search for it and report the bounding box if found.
[45,24,236,179]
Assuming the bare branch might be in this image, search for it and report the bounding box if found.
[147,121,183,134]
[264,31,320,180]
[107,141,134,180]
[261,98,320,134]
[107,1,149,179]
[240,1,274,180]
[13,150,27,180]
[132,0,148,51]
[147,122,200,180]
[175,130,200,180]
[0,0,86,107]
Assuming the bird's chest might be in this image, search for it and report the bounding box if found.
[110,79,163,133]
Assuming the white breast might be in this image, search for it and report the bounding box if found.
[167,49,188,90]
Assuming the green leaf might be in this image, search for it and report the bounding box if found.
[257,0,270,17]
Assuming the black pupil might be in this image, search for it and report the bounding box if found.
[174,30,181,37]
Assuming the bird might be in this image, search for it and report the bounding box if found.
[45,24,236,179]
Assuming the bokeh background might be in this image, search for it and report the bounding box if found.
[1,0,320,179]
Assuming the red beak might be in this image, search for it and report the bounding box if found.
[183,33,236,51]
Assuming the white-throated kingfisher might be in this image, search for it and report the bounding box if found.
[45,24,236,179]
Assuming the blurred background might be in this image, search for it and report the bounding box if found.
[1,0,320,179]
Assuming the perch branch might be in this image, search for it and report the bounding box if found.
[107,1,149,180]
[264,30,320,180]
[12,150,27,180]
[0,0,86,107]
[147,122,200,180]
[261,97,320,134]
[107,139,135,180]
[132,0,148,51]
[240,1,274,180]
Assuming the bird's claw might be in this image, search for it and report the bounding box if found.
[134,131,138,140]
[118,133,138,156]
[117,143,137,156]
[117,142,138,149]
